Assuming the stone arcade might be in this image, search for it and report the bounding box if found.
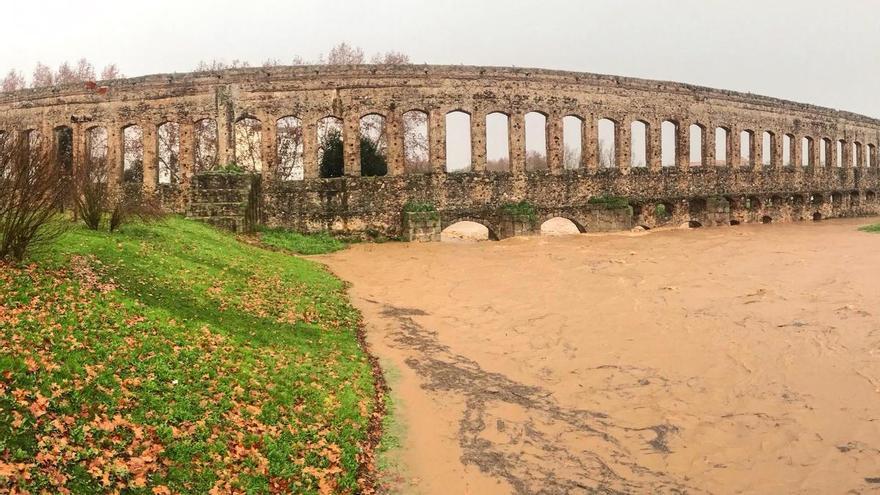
[1,65,878,237]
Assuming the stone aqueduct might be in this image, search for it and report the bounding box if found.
[2,65,879,238]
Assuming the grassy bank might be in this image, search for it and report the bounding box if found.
[859,223,880,233]
[0,217,377,494]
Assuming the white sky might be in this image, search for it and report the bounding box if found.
[5,0,880,168]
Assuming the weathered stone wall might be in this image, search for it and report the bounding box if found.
[1,65,878,238]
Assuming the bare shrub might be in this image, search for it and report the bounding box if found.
[0,133,67,261]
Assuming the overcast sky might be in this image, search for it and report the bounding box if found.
[5,0,880,168]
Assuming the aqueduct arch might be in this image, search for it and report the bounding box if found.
[1,64,878,236]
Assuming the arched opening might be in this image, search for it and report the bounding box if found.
[562,116,583,170]
[714,127,728,166]
[86,126,108,174]
[525,112,548,171]
[810,193,823,206]
[445,111,471,173]
[740,130,754,167]
[820,138,831,167]
[836,140,845,168]
[783,134,794,167]
[801,137,813,167]
[318,116,344,178]
[850,191,860,206]
[597,118,616,168]
[689,124,704,166]
[441,221,491,242]
[194,118,218,172]
[831,192,843,207]
[122,125,143,184]
[689,197,707,218]
[729,219,741,226]
[630,120,647,168]
[746,195,761,211]
[158,122,180,184]
[655,201,674,223]
[53,126,73,174]
[868,144,875,168]
[540,217,583,235]
[276,116,304,181]
[866,190,876,203]
[761,215,773,224]
[403,110,429,174]
[359,114,388,177]
[812,212,823,221]
[486,112,511,172]
[234,117,262,172]
[661,120,677,167]
[762,131,774,166]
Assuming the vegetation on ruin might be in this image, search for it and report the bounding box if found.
[858,223,880,233]
[402,201,437,213]
[257,227,348,255]
[0,217,377,494]
[587,195,631,210]
[499,200,537,220]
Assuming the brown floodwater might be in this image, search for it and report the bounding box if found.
[320,218,880,495]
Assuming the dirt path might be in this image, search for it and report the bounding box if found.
[321,218,880,494]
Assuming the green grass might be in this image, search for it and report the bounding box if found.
[587,195,631,210]
[499,200,537,220]
[257,227,347,255]
[859,223,880,233]
[0,217,376,494]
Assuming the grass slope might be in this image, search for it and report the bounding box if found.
[859,223,880,233]
[0,218,376,494]
[257,228,347,256]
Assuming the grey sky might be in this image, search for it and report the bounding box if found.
[5,0,880,168]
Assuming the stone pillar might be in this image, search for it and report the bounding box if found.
[428,109,446,174]
[303,116,319,179]
[791,134,802,173]
[142,123,158,193]
[179,120,195,189]
[675,122,689,170]
[106,124,124,187]
[702,125,714,167]
[509,113,525,173]
[343,112,360,177]
[751,131,762,171]
[841,139,851,168]
[647,119,661,172]
[771,132,782,169]
[728,125,740,168]
[810,138,821,173]
[386,111,405,175]
[217,113,233,168]
[547,113,563,174]
[471,111,487,172]
[71,123,86,178]
[259,114,277,183]
[616,119,630,173]
[583,115,597,172]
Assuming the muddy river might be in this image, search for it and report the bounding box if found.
[321,218,880,494]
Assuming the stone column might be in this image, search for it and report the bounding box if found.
[428,109,446,174]
[217,112,233,168]
[791,134,802,173]
[71,123,86,178]
[259,114,277,183]
[471,111,487,172]
[106,124,124,187]
[700,123,715,170]
[343,112,360,177]
[647,119,661,172]
[771,132,782,169]
[841,139,851,168]
[728,125,740,168]
[179,120,195,189]
[583,115,597,172]
[616,118,630,173]
[142,123,158,193]
[751,131,762,171]
[386,111,405,175]
[675,121,690,170]
[810,138,821,174]
[546,113,563,174]
[509,113,525,173]
[303,116,319,179]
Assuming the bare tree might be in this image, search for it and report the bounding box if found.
[55,62,77,85]
[74,58,95,82]
[562,145,580,170]
[1,70,25,92]
[31,62,54,88]
[322,42,365,65]
[100,64,123,80]
[0,132,67,261]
